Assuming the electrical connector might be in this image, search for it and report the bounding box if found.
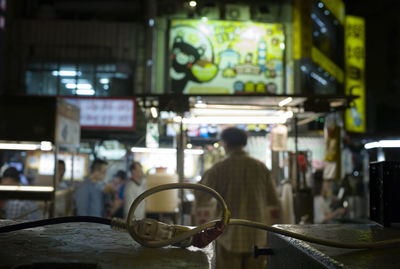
[132,218,193,248]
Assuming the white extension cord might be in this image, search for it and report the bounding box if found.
[111,183,400,250]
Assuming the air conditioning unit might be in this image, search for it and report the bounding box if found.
[225,4,250,21]
[253,4,280,22]
[200,6,220,19]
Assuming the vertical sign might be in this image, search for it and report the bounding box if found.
[55,99,81,147]
[293,0,312,60]
[146,122,159,148]
[345,16,365,133]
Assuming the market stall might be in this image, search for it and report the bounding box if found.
[0,96,80,218]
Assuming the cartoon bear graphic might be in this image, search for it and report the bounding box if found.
[170,36,205,94]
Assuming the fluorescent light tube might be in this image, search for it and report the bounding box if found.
[364,140,400,149]
[182,116,289,125]
[191,108,280,116]
[76,89,95,95]
[279,97,293,107]
[0,186,54,192]
[0,143,39,151]
[131,147,204,155]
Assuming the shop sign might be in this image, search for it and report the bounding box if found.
[64,97,135,130]
[55,99,80,147]
[344,16,365,133]
[169,19,285,94]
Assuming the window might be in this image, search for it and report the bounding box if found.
[25,62,133,97]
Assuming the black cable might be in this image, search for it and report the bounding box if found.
[0,216,111,233]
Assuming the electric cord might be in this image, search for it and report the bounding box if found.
[121,183,400,249]
[124,183,229,248]
[0,216,111,233]
[1,183,400,250]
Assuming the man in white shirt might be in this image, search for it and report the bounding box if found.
[124,161,146,220]
[313,170,345,224]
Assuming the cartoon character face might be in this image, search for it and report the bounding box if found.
[171,36,204,72]
[170,36,206,93]
[173,47,196,66]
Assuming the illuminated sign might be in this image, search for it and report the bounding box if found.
[311,46,344,83]
[25,151,88,181]
[64,97,135,130]
[344,16,365,133]
[293,0,312,60]
[169,19,285,95]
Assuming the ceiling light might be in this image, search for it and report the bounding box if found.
[364,140,400,149]
[149,18,155,27]
[100,78,109,84]
[279,97,293,107]
[66,83,92,90]
[0,186,54,192]
[191,108,280,117]
[52,70,81,77]
[0,142,39,151]
[189,1,197,7]
[76,89,95,96]
[131,147,204,155]
[364,142,379,149]
[182,116,290,125]
[150,107,158,118]
[40,141,53,151]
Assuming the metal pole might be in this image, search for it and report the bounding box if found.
[51,145,58,218]
[294,116,300,191]
[176,116,185,224]
[69,147,76,216]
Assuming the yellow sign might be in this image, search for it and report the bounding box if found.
[321,0,345,24]
[293,0,312,60]
[345,16,365,133]
[311,46,344,83]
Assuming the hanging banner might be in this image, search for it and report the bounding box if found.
[169,19,285,95]
[344,16,365,133]
[146,122,159,148]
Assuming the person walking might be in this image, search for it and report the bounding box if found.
[124,161,146,220]
[195,127,281,269]
[74,158,108,217]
